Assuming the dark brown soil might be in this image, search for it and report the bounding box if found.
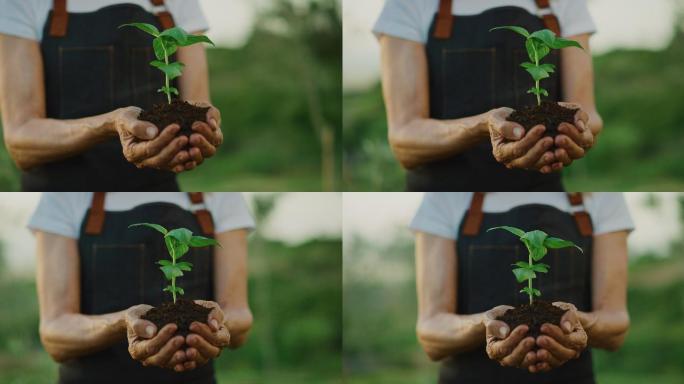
[141,298,211,336]
[138,100,210,137]
[497,300,567,338]
[507,101,577,140]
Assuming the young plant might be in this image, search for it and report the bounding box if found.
[490,26,583,106]
[119,23,214,104]
[129,223,219,303]
[487,226,583,304]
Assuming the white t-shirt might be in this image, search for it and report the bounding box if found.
[28,192,255,239]
[410,192,634,240]
[0,0,209,42]
[373,0,596,43]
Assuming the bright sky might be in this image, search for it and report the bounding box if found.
[0,192,341,277]
[342,0,682,90]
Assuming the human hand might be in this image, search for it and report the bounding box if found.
[483,305,538,371]
[112,106,194,173]
[125,304,188,371]
[531,302,588,373]
[184,102,223,170]
[548,102,593,172]
[181,300,231,370]
[487,107,556,172]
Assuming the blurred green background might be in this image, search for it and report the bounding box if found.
[0,0,341,192]
[0,193,342,383]
[343,193,684,384]
[343,17,684,191]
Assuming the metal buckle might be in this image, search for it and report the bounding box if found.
[151,4,168,14]
[537,7,553,17]
[190,202,207,212]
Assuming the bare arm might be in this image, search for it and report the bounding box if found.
[36,232,126,362]
[415,232,486,360]
[579,231,630,350]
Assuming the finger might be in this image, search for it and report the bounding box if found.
[487,325,528,360]
[499,122,526,141]
[183,161,198,171]
[535,360,553,372]
[192,122,222,147]
[132,319,158,340]
[506,136,554,170]
[558,122,594,149]
[185,347,207,366]
[530,150,555,171]
[143,335,184,367]
[130,120,159,140]
[188,146,205,166]
[132,323,177,360]
[536,347,564,368]
[126,125,180,163]
[189,132,217,158]
[496,125,546,163]
[174,363,186,372]
[522,350,538,371]
[168,150,191,169]
[167,349,187,368]
[485,319,511,340]
[554,148,573,166]
[206,107,221,130]
[500,337,535,367]
[206,307,224,332]
[189,322,230,348]
[537,334,577,362]
[559,311,578,334]
[555,135,585,160]
[139,136,188,170]
[184,358,200,370]
[186,333,221,359]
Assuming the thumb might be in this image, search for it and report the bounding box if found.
[500,123,525,141]
[129,121,159,140]
[132,319,157,339]
[486,319,510,339]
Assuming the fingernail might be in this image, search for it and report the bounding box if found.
[564,321,572,332]
[146,325,154,337]
[210,118,218,128]
[146,127,157,138]
[500,326,508,338]
[514,127,523,138]
[211,319,219,330]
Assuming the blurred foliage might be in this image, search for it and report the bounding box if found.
[0,0,341,192]
[343,198,684,383]
[343,29,684,191]
[0,237,342,384]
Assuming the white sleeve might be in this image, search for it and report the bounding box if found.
[409,192,471,240]
[27,193,86,239]
[373,0,431,43]
[589,193,634,235]
[0,0,44,41]
[208,193,256,234]
[167,0,209,34]
[555,0,596,37]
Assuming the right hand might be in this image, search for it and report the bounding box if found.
[113,107,192,173]
[483,305,538,372]
[487,107,556,173]
[125,304,189,372]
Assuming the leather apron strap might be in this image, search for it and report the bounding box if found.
[49,0,175,37]
[84,192,215,235]
[433,0,561,39]
[461,193,593,236]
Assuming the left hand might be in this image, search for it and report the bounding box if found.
[183,102,223,171]
[545,102,593,173]
[180,300,231,371]
[531,301,588,373]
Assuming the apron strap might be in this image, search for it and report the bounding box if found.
[150,0,176,30]
[188,193,215,235]
[84,192,106,235]
[48,0,175,38]
[48,0,69,37]
[567,192,594,236]
[461,192,485,236]
[433,0,454,39]
[534,0,562,36]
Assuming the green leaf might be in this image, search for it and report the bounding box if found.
[489,25,530,38]
[512,267,536,283]
[157,260,172,267]
[524,66,550,82]
[119,22,159,37]
[176,286,185,296]
[544,237,584,253]
[163,285,184,295]
[539,63,556,73]
[174,243,190,260]
[526,39,550,61]
[176,261,193,272]
[552,37,583,49]
[152,37,178,61]
[158,86,179,96]
[150,60,184,80]
[530,29,557,48]
[128,223,168,235]
[487,226,526,238]
[527,87,549,97]
[530,263,550,273]
[522,230,549,261]
[167,228,193,244]
[520,62,535,69]
[160,27,189,45]
[182,34,215,47]
[189,235,220,248]
[160,265,183,280]
[521,287,541,297]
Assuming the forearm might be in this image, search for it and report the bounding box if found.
[222,306,253,349]
[579,309,629,351]
[417,312,486,361]
[39,310,126,362]
[5,111,117,170]
[389,112,489,169]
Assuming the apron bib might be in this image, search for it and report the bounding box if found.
[22,0,179,191]
[407,1,564,191]
[439,192,595,384]
[58,192,216,384]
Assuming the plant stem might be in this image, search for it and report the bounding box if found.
[528,251,533,305]
[532,43,541,106]
[161,42,171,104]
[170,246,177,303]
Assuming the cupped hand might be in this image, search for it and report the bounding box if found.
[113,107,192,173]
[550,102,593,172]
[531,302,588,373]
[483,305,538,371]
[487,107,556,172]
[181,300,231,371]
[183,102,223,171]
[125,304,188,371]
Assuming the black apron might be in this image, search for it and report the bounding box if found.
[23,1,179,191]
[58,193,215,384]
[439,193,594,384]
[407,3,564,191]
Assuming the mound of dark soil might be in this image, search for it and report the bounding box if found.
[507,101,577,139]
[141,298,211,336]
[497,300,567,338]
[138,100,210,137]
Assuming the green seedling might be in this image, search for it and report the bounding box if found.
[129,223,220,303]
[487,226,583,304]
[119,23,214,104]
[490,26,583,106]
